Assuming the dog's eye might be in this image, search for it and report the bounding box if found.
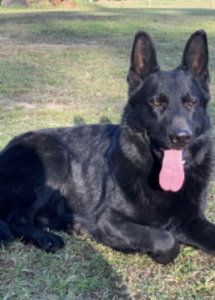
[153,100,160,106]
[188,101,195,107]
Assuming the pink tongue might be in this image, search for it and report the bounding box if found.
[159,150,184,192]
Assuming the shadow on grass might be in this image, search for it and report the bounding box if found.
[1,236,132,299]
[0,7,215,24]
[0,7,215,47]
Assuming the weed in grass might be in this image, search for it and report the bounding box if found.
[73,115,86,125]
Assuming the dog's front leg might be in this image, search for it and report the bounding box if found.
[94,212,180,264]
[175,217,215,255]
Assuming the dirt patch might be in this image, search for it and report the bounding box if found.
[0,38,105,50]
[59,1,76,8]
[28,41,105,50]
[44,103,71,110]
[1,100,71,111]
[0,35,9,41]
[2,101,38,111]
[0,34,106,50]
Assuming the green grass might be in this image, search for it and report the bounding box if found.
[0,2,215,299]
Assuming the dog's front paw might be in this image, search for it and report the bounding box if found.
[148,231,180,264]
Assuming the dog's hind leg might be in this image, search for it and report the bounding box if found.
[0,138,70,251]
[0,219,14,246]
[9,187,65,252]
[94,212,180,264]
[34,214,73,233]
[10,221,65,252]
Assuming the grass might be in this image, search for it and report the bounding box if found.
[0,1,215,299]
[101,0,213,9]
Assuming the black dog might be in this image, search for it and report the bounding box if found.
[0,30,214,264]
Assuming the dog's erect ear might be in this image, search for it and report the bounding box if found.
[180,30,209,89]
[127,31,160,95]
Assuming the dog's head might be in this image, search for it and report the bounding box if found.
[124,30,211,192]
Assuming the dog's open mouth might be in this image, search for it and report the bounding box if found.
[150,138,187,192]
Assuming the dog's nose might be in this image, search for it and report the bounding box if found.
[169,128,192,147]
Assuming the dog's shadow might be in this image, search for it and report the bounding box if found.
[1,236,131,299]
[52,236,131,299]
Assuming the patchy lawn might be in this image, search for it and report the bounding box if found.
[0,2,215,299]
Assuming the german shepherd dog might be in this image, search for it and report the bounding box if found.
[0,30,214,264]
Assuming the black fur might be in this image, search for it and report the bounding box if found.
[0,30,214,264]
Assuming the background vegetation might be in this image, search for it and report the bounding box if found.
[0,1,215,299]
